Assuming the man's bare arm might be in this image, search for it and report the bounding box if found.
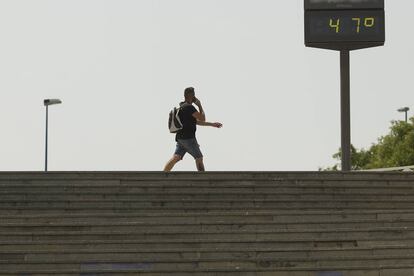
[192,112,205,122]
[197,121,223,128]
[192,98,206,122]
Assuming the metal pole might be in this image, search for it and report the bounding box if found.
[340,50,351,171]
[405,111,408,123]
[45,105,48,172]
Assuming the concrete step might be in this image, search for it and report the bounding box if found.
[3,193,414,201]
[2,187,414,195]
[3,238,414,250]
[2,208,414,215]
[2,244,411,254]
[0,171,413,181]
[0,256,414,273]
[5,209,414,216]
[2,249,414,263]
[0,227,413,242]
[0,269,412,276]
[0,240,362,250]
[3,198,414,204]
[1,179,414,188]
[1,209,413,220]
[2,221,414,233]
[2,201,414,210]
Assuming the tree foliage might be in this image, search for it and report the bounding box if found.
[326,118,414,171]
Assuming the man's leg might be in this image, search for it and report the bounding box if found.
[176,138,204,171]
[164,155,182,172]
[164,142,186,172]
[195,157,205,172]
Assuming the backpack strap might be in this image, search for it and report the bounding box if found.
[179,102,191,108]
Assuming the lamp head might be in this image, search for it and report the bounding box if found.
[398,107,410,113]
[44,99,62,106]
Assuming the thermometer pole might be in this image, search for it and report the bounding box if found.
[340,50,351,171]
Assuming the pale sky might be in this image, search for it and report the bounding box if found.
[0,0,413,171]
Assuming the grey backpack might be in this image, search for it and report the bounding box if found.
[168,106,183,133]
[168,103,191,133]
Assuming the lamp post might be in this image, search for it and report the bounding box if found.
[398,107,409,123]
[44,99,62,172]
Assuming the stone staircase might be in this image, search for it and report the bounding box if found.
[0,172,414,275]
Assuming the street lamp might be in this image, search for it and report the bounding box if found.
[44,99,62,172]
[397,107,410,123]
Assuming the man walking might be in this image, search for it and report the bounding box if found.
[164,87,222,172]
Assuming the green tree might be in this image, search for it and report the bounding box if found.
[326,118,414,170]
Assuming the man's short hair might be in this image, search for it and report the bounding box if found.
[184,87,195,98]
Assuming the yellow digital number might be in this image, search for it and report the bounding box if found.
[329,19,340,33]
[364,17,375,27]
[352,18,361,33]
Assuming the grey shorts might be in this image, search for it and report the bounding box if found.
[174,138,203,160]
